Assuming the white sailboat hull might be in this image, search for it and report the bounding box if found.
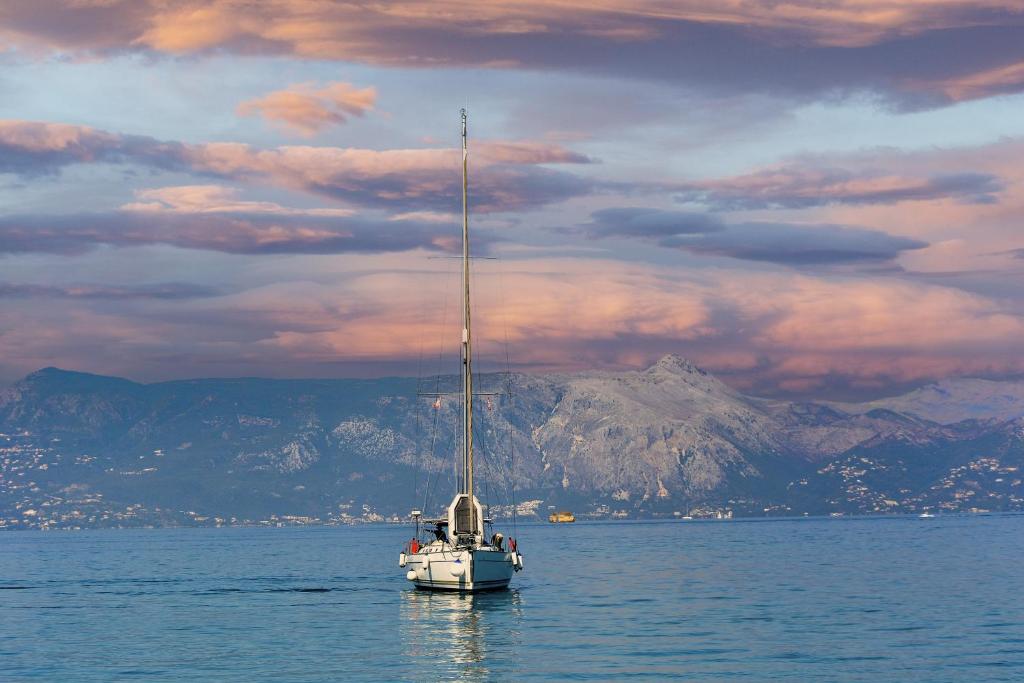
[406,546,518,592]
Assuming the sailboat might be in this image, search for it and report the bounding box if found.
[398,109,524,591]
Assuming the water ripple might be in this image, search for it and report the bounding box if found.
[0,516,1021,681]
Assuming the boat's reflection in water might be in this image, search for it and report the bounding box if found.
[400,588,523,680]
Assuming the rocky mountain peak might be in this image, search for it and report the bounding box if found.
[647,354,707,376]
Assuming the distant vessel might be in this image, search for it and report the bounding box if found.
[398,110,523,592]
[548,511,575,523]
[919,512,936,518]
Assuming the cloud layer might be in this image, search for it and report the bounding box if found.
[3,257,1022,399]
[4,1,1024,105]
[0,120,593,212]
[0,208,471,256]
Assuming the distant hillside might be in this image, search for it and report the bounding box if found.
[2,358,1022,529]
[836,378,1024,424]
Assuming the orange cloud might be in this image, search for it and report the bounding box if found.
[237,82,376,136]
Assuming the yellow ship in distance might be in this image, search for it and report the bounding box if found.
[548,511,576,523]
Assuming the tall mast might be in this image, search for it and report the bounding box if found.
[460,108,475,518]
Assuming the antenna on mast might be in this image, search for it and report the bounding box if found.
[460,108,475,527]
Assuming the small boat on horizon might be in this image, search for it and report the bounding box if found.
[548,510,575,523]
[919,512,936,518]
[397,110,523,592]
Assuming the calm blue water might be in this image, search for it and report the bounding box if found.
[2,515,1023,681]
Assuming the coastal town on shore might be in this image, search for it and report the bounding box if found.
[5,428,1021,530]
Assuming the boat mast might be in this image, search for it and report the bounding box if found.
[460,108,475,527]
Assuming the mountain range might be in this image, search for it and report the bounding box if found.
[2,356,1022,529]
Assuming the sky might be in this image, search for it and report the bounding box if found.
[1,1,1024,399]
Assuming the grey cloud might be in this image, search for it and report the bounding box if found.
[675,171,1004,210]
[0,211,483,256]
[0,282,220,299]
[664,222,929,265]
[584,207,724,238]
[397,16,1024,108]
[583,207,927,265]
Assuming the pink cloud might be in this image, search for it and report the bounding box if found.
[0,120,128,172]
[0,119,593,211]
[651,140,1024,278]
[237,82,376,136]
[910,60,1024,101]
[121,185,354,216]
[677,165,1002,210]
[736,275,1024,354]
[0,119,114,152]
[2,1,1017,53]
[178,140,592,211]
[4,2,1024,104]
[3,252,1023,393]
[740,140,1024,262]
[204,260,1024,390]
[258,259,713,366]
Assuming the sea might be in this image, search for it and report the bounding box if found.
[2,514,1023,682]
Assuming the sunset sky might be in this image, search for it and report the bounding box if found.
[2,1,1024,398]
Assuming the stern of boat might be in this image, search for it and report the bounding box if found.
[402,545,521,592]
